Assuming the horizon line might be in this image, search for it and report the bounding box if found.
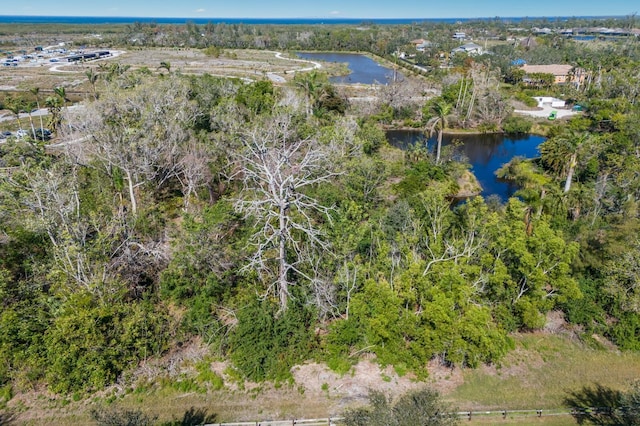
[0,14,629,20]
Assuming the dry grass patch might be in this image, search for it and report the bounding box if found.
[448,333,640,411]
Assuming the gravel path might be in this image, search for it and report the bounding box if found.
[514,104,580,119]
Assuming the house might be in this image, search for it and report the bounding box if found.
[520,64,585,85]
[453,32,466,40]
[534,96,566,108]
[532,27,552,35]
[451,42,483,56]
[410,38,432,52]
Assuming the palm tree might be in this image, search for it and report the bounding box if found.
[85,68,99,100]
[293,70,327,118]
[47,86,70,133]
[497,157,551,218]
[54,86,69,106]
[101,63,130,82]
[540,130,593,193]
[158,61,171,74]
[45,95,63,133]
[5,95,25,131]
[23,100,37,139]
[426,99,453,165]
[30,87,45,137]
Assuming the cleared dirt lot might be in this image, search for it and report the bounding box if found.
[0,48,336,95]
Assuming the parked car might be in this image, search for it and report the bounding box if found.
[548,110,558,120]
[16,129,28,138]
[34,128,52,141]
[0,131,11,138]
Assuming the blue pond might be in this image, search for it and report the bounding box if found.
[296,52,401,85]
[386,130,545,201]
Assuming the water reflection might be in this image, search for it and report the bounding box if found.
[386,130,545,201]
[295,52,402,85]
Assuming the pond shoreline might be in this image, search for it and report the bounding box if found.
[383,125,548,138]
[295,51,400,85]
[386,130,545,201]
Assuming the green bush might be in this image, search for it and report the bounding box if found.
[609,313,640,351]
[44,294,171,393]
[394,161,447,198]
[621,381,640,425]
[477,122,499,133]
[502,116,533,134]
[0,383,12,408]
[356,120,387,155]
[228,299,316,382]
[514,92,539,107]
[343,387,459,426]
[324,318,361,374]
[195,360,224,390]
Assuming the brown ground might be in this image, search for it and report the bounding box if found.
[0,47,347,96]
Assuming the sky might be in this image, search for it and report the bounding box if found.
[1,0,636,19]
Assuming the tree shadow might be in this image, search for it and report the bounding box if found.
[564,383,625,425]
[163,406,217,426]
[0,410,17,426]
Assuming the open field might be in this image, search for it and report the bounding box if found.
[5,332,640,425]
[0,47,349,95]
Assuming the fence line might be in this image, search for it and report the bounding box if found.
[455,406,626,421]
[203,419,341,426]
[202,406,629,425]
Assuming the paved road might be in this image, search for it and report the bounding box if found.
[0,105,81,124]
[265,51,322,82]
[514,105,580,119]
[0,108,49,123]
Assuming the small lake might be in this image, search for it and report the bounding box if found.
[386,130,545,201]
[296,52,402,85]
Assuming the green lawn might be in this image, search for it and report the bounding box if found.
[448,333,640,412]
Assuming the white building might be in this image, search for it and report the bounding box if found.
[451,42,484,56]
[533,96,566,108]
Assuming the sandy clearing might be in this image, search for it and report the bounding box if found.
[514,104,580,119]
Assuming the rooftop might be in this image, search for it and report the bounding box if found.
[521,64,573,76]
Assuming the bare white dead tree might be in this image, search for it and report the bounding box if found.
[233,113,341,311]
[64,75,200,216]
[8,158,168,302]
[175,139,212,211]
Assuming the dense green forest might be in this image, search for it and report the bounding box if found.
[1,18,640,411]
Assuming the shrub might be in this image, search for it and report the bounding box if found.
[621,381,640,425]
[394,161,447,198]
[502,116,533,134]
[228,299,316,382]
[44,295,171,393]
[343,387,459,426]
[514,92,539,107]
[356,120,387,155]
[162,407,217,426]
[195,360,224,390]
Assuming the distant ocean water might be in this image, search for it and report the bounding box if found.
[0,15,622,25]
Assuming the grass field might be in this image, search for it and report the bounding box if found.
[448,333,640,411]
